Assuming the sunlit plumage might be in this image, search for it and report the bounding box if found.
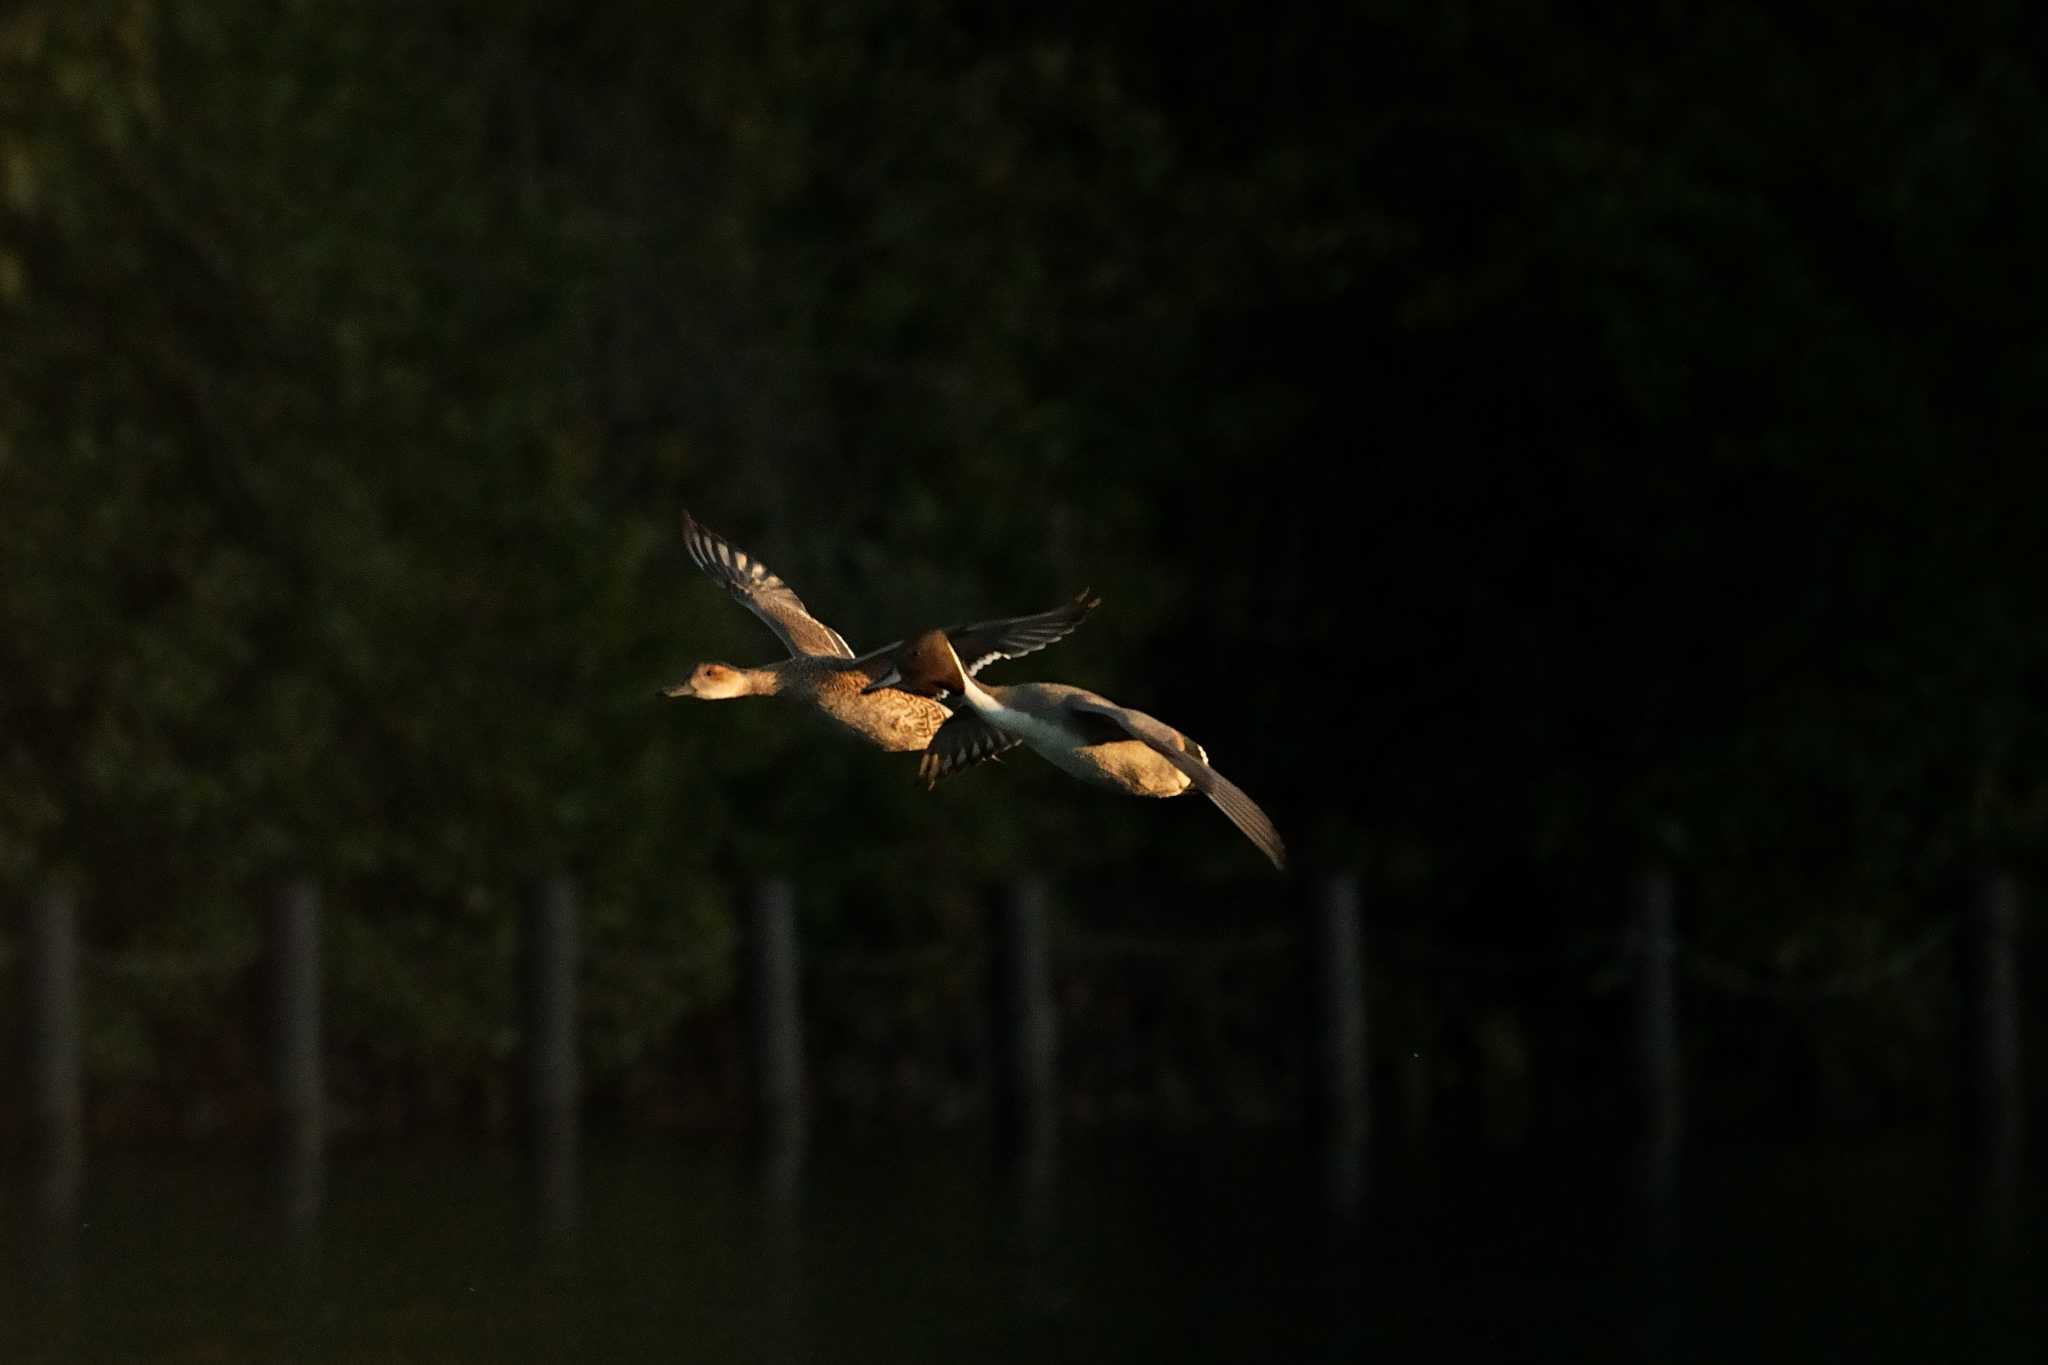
[664,509,1098,752]
[864,630,1287,870]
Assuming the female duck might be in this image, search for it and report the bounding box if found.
[664,509,1098,752]
[862,631,1287,871]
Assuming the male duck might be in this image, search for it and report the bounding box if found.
[665,509,1099,752]
[862,631,1288,871]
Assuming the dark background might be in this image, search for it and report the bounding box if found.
[3,2,2045,1146]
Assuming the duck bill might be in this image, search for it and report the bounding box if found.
[859,664,904,696]
[661,680,695,698]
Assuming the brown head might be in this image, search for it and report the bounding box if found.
[860,631,969,699]
[661,661,758,700]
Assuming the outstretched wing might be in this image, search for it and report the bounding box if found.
[916,710,1022,789]
[943,592,1102,678]
[682,510,856,659]
[1063,698,1288,872]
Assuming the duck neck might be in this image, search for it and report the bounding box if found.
[954,672,999,712]
[740,664,786,697]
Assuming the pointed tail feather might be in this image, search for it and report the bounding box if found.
[1199,770,1288,872]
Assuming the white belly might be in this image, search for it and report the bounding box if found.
[984,702,1075,753]
[983,702,1189,798]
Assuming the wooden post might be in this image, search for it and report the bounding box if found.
[992,878,1057,1178]
[525,876,580,1230]
[26,884,83,1210]
[271,879,324,1231]
[748,879,805,1208]
[1970,870,2022,1146]
[1968,868,2022,1241]
[22,874,84,1297]
[1636,862,1682,1204]
[1313,873,1369,1222]
[526,877,581,1115]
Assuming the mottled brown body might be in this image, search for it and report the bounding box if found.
[776,659,948,751]
[666,510,1094,754]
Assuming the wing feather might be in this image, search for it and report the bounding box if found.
[682,510,856,659]
[943,591,1101,678]
[916,710,1022,789]
[1063,698,1288,872]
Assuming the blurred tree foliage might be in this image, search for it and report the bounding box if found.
[1,1,2043,1131]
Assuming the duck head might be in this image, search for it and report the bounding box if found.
[662,661,758,700]
[860,630,969,699]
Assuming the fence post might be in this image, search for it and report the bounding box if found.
[993,878,1057,1178]
[748,879,805,1208]
[525,876,580,1229]
[1313,873,1369,1221]
[1636,861,1682,1203]
[27,884,83,1213]
[1968,868,2022,1233]
[271,879,324,1230]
